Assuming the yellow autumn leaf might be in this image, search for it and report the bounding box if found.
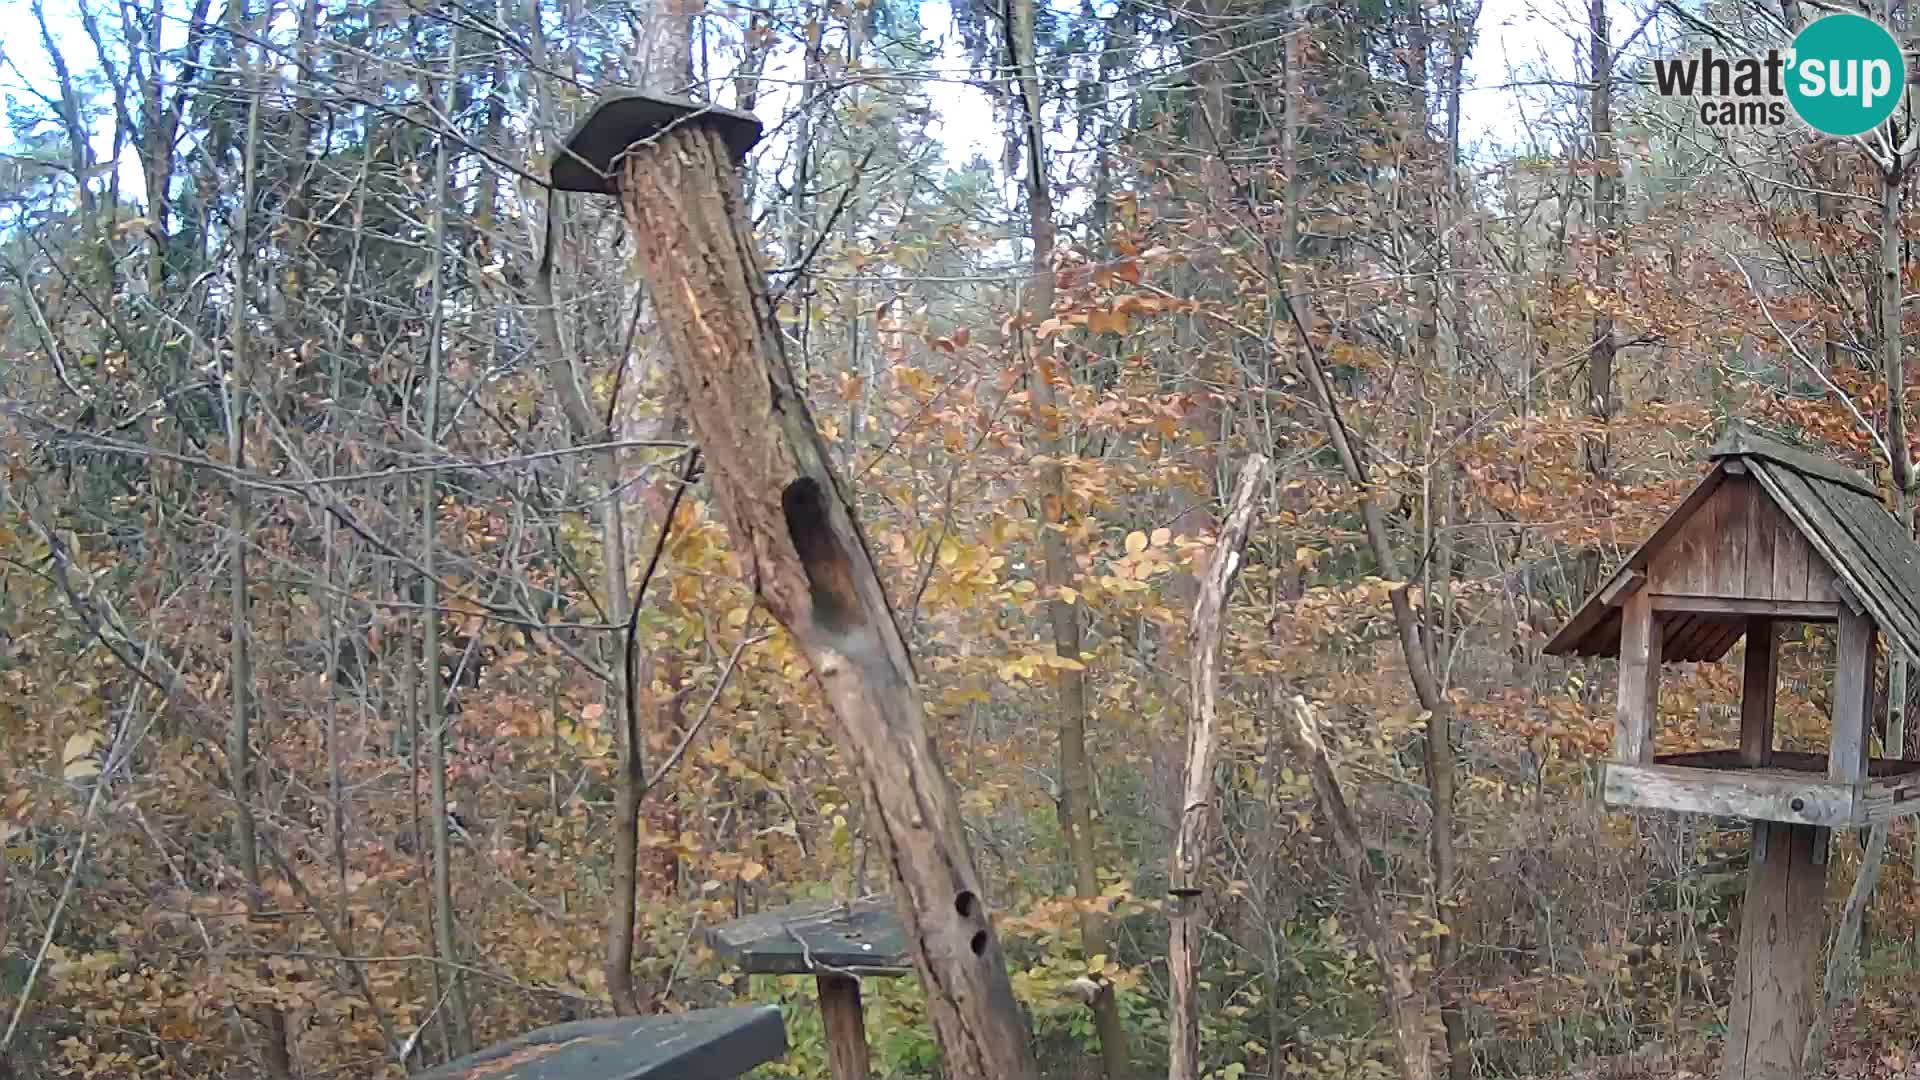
[63,732,99,764]
[1124,531,1148,555]
[1150,527,1171,547]
[1087,308,1130,336]
[64,758,100,780]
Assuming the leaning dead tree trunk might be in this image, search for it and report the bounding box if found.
[556,97,1038,1080]
[1168,455,1269,1080]
[1278,695,1434,1080]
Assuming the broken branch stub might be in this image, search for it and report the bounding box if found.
[599,113,1037,1080]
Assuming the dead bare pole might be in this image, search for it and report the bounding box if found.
[1168,455,1269,1080]
[1276,695,1434,1080]
[551,95,1038,1080]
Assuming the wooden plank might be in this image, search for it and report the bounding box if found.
[1745,479,1780,598]
[417,1007,789,1080]
[1711,428,1880,497]
[1720,821,1828,1080]
[1570,608,1625,659]
[1804,539,1841,604]
[1660,613,1697,660]
[1654,749,1747,769]
[816,974,873,1080]
[1788,470,1920,652]
[1687,616,1729,660]
[1772,504,1810,602]
[1753,463,1920,647]
[1653,749,1920,778]
[1704,621,1754,663]
[1815,482,1920,659]
[1658,483,1721,595]
[1615,590,1661,763]
[1860,775,1920,823]
[708,898,913,976]
[1833,606,1876,784]
[1673,616,1727,661]
[1602,762,1859,826]
[1708,478,1751,596]
[1545,467,1726,657]
[1600,568,1646,607]
[1695,619,1744,662]
[1811,483,1909,618]
[1742,619,1778,767]
[1648,595,1840,621]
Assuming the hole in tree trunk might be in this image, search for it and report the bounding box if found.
[782,477,859,637]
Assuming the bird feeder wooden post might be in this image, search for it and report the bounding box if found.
[549,93,1038,1080]
[709,898,913,1080]
[1547,428,1920,1080]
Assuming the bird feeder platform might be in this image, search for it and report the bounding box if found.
[1603,749,1920,829]
[708,898,911,1080]
[415,1005,787,1080]
[550,92,762,194]
[1548,426,1920,1080]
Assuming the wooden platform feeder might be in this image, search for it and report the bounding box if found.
[708,898,912,1080]
[416,1005,787,1080]
[1547,428,1920,1079]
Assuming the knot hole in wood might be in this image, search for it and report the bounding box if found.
[782,477,860,639]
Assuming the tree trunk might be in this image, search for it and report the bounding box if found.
[1413,2,1466,1068]
[613,123,1039,1080]
[1583,0,1617,493]
[1168,457,1270,1080]
[1007,0,1129,1074]
[1278,696,1434,1080]
[419,27,472,1058]
[225,17,292,1076]
[1289,243,1441,1080]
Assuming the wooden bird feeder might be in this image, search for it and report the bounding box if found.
[416,1005,787,1080]
[1547,427,1920,1079]
[708,898,912,1080]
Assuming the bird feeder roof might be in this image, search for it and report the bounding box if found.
[550,91,763,195]
[1546,428,1920,663]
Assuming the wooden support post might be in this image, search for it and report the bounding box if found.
[1615,588,1661,763]
[816,975,871,1080]
[1833,607,1876,784]
[576,101,1037,1080]
[1741,618,1778,768]
[1720,821,1827,1080]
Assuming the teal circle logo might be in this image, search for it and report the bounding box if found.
[1786,14,1905,136]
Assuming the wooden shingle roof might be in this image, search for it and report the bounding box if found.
[1545,429,1920,663]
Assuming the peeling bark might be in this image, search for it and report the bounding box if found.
[614,126,1038,1080]
[1168,456,1269,1080]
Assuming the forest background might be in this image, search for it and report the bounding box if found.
[1,0,1917,1074]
